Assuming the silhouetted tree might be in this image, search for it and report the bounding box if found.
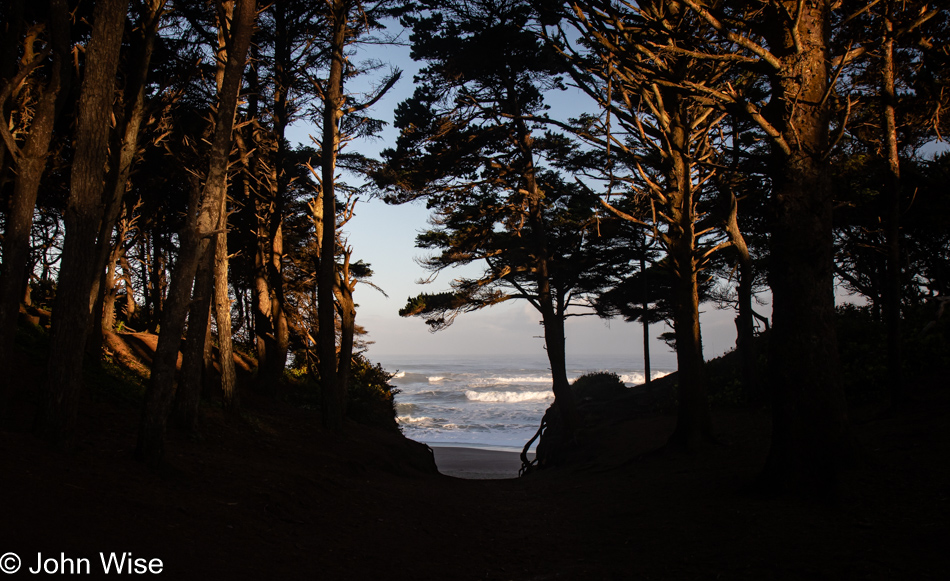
[378,0,590,434]
[309,0,401,431]
[547,0,756,448]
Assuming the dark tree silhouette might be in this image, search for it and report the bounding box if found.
[378,0,590,434]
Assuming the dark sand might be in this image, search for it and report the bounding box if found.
[430,446,535,479]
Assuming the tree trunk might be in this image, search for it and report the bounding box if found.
[735,257,759,398]
[90,219,128,353]
[506,65,580,435]
[88,0,165,356]
[666,107,711,450]
[881,13,904,409]
[541,302,576,431]
[0,0,26,180]
[174,243,214,435]
[724,186,760,400]
[252,218,289,392]
[529,203,579,435]
[144,231,166,332]
[253,257,276,379]
[335,274,356,409]
[760,0,852,496]
[214,220,238,410]
[668,249,711,449]
[36,0,128,448]
[641,239,651,387]
[0,0,69,416]
[318,0,347,432]
[253,0,291,391]
[269,2,291,386]
[120,251,137,322]
[136,0,255,467]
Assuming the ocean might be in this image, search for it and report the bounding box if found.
[376,353,676,452]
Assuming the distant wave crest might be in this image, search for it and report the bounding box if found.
[392,371,431,384]
[397,415,439,426]
[465,390,554,403]
[619,370,672,385]
[472,375,551,385]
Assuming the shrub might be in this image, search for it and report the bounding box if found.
[571,371,626,402]
[346,355,401,431]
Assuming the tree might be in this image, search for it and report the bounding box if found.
[35,0,130,447]
[678,0,854,494]
[548,0,756,448]
[308,0,401,431]
[833,0,948,408]
[378,0,596,435]
[136,0,256,467]
[88,0,168,358]
[0,0,71,417]
[230,0,328,392]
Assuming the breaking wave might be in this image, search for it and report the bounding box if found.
[619,370,672,385]
[465,390,554,403]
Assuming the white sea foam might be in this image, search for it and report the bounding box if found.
[618,370,672,385]
[392,371,432,384]
[397,415,439,425]
[465,390,554,403]
[472,375,552,385]
[381,354,676,449]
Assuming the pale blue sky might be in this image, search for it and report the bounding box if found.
[278,14,933,363]
[284,21,761,361]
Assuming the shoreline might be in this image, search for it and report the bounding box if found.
[429,446,535,480]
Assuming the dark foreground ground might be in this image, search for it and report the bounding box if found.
[2,355,949,580]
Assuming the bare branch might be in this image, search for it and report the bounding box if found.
[679,0,783,71]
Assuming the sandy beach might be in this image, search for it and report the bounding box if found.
[430,446,534,479]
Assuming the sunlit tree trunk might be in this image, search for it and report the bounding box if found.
[210,3,237,408]
[37,0,129,448]
[97,215,133,338]
[881,8,904,409]
[120,252,137,322]
[214,210,238,410]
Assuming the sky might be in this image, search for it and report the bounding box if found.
[282,21,764,362]
[273,11,950,366]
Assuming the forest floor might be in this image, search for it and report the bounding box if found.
[1,329,949,580]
